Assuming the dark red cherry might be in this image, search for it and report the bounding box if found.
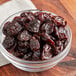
[12,16,23,25]
[2,21,12,35]
[32,50,41,61]
[20,12,35,21]
[41,21,54,34]
[6,22,23,36]
[2,36,15,49]
[17,30,31,41]
[34,12,51,22]
[52,16,67,27]
[25,19,41,33]
[30,37,40,51]
[41,44,52,60]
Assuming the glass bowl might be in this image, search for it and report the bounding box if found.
[0,9,72,72]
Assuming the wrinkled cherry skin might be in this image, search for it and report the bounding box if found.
[32,50,41,61]
[30,37,40,51]
[17,30,31,41]
[42,44,52,60]
[2,11,68,61]
[12,16,23,25]
[52,16,67,27]
[2,36,15,50]
[34,12,51,22]
[20,12,35,22]
[2,22,12,35]
[6,22,23,36]
[41,21,54,34]
[25,19,41,33]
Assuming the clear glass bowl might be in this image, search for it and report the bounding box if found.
[0,9,72,72]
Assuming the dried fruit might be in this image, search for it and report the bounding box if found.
[34,12,51,22]
[42,44,52,60]
[32,50,41,60]
[20,12,35,22]
[2,36,15,49]
[25,19,41,33]
[17,30,31,41]
[52,16,67,27]
[2,11,68,61]
[41,21,54,34]
[6,22,23,36]
[2,21,12,35]
[30,37,40,51]
[12,16,23,25]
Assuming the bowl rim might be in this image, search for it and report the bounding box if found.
[0,9,72,64]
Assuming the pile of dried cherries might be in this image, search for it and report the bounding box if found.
[2,11,68,61]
